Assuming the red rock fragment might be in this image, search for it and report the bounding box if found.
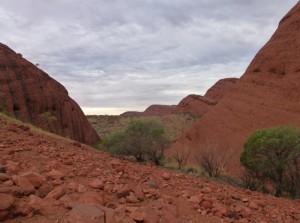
[0,193,14,211]
[116,187,131,198]
[12,175,35,195]
[47,169,65,180]
[162,172,171,180]
[0,173,9,182]
[129,211,145,221]
[46,185,65,200]
[22,171,46,187]
[78,191,104,205]
[62,204,105,223]
[89,179,104,190]
[201,187,213,194]
[5,160,22,173]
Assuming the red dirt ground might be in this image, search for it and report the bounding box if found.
[0,115,299,223]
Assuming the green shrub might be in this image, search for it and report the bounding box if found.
[0,92,10,116]
[39,112,57,123]
[240,126,300,198]
[103,120,169,165]
[102,131,126,155]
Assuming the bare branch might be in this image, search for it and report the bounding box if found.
[196,144,233,177]
[173,148,191,169]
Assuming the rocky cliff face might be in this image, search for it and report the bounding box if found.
[169,2,300,174]
[0,43,99,144]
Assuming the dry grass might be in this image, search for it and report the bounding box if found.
[87,113,198,140]
[0,112,70,142]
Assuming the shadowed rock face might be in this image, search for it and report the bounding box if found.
[0,43,99,144]
[169,2,300,175]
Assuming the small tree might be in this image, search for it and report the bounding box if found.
[146,127,169,165]
[173,148,191,169]
[240,126,300,197]
[103,120,169,165]
[197,144,232,178]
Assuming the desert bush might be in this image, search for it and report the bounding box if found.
[162,157,178,169]
[196,144,233,178]
[240,169,262,191]
[146,127,170,165]
[282,155,300,198]
[104,120,169,165]
[102,131,126,155]
[173,148,191,169]
[0,92,9,115]
[240,126,300,198]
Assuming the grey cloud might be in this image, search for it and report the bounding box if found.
[0,0,298,114]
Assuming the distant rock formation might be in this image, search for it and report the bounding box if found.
[121,105,177,117]
[169,2,300,175]
[0,43,99,144]
[121,78,237,118]
[204,78,238,101]
[175,95,217,116]
[175,78,238,116]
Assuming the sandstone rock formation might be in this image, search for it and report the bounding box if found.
[169,2,300,175]
[175,95,217,116]
[204,78,238,101]
[0,43,99,144]
[175,78,238,116]
[0,114,299,222]
[121,78,237,118]
[121,104,176,117]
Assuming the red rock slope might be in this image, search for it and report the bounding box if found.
[175,78,238,116]
[175,94,217,116]
[0,114,299,222]
[205,78,238,101]
[169,2,300,174]
[0,43,99,144]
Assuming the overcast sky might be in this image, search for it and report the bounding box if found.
[0,1,298,115]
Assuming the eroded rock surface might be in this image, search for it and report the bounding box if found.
[0,43,99,144]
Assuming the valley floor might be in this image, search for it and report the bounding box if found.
[0,116,299,223]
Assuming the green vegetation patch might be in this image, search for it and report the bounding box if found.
[39,112,57,123]
[240,126,300,198]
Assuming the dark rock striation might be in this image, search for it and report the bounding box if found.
[0,43,99,144]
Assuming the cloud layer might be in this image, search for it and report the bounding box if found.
[0,0,297,114]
